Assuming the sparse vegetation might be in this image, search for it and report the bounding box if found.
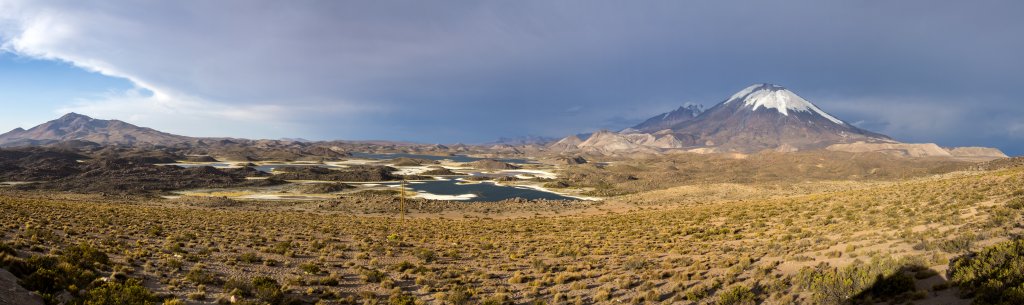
[1,153,1021,304]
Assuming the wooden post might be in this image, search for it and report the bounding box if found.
[400,179,406,222]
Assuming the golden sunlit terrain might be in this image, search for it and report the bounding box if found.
[2,155,1022,305]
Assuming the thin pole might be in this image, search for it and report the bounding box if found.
[400,179,406,222]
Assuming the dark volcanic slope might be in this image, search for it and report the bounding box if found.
[632,104,704,133]
[668,84,890,152]
[0,113,191,147]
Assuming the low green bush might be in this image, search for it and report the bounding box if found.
[251,276,284,304]
[717,285,756,305]
[949,239,1024,304]
[795,257,922,304]
[1,243,158,305]
[81,279,157,305]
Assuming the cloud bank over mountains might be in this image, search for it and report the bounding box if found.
[0,0,1022,154]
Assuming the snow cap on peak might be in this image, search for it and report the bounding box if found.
[725,83,845,125]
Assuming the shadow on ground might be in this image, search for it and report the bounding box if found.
[848,264,957,305]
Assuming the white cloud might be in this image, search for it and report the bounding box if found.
[0,0,1021,151]
[51,87,383,139]
[0,0,400,138]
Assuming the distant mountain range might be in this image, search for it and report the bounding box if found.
[0,88,1008,160]
[550,83,1007,158]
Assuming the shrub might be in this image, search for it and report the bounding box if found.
[14,247,117,303]
[362,269,387,283]
[795,257,920,304]
[445,286,471,305]
[267,241,292,255]
[509,271,527,284]
[394,261,415,272]
[237,252,262,264]
[299,262,321,275]
[622,257,648,270]
[1007,197,1024,210]
[0,242,16,256]
[251,276,284,304]
[387,290,415,305]
[949,239,1024,304]
[62,243,110,270]
[413,248,436,263]
[717,285,756,305]
[481,293,512,305]
[939,234,976,253]
[186,266,223,285]
[81,279,157,305]
[684,285,708,301]
[224,277,253,297]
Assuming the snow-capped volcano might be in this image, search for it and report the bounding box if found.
[725,83,845,125]
[551,83,1005,157]
[661,83,891,152]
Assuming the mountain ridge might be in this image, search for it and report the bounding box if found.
[0,113,193,147]
[631,103,704,132]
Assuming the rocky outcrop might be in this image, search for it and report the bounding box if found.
[273,165,409,181]
[0,269,44,305]
[17,162,280,193]
[827,142,1007,160]
[391,157,438,166]
[547,135,584,152]
[577,130,646,153]
[650,134,685,149]
[556,156,588,165]
[468,159,521,170]
[827,142,952,157]
[420,167,461,175]
[947,147,1008,159]
[184,155,219,162]
[488,144,521,154]
[287,182,354,194]
[571,130,679,154]
[970,157,1024,171]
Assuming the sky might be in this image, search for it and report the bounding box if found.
[0,1,1022,155]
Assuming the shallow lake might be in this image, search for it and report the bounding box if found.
[350,152,530,164]
[380,178,576,202]
[252,164,342,173]
[171,163,231,168]
[165,163,340,173]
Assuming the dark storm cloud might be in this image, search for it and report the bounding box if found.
[1,0,1022,154]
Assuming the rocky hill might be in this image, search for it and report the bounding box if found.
[0,113,191,147]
